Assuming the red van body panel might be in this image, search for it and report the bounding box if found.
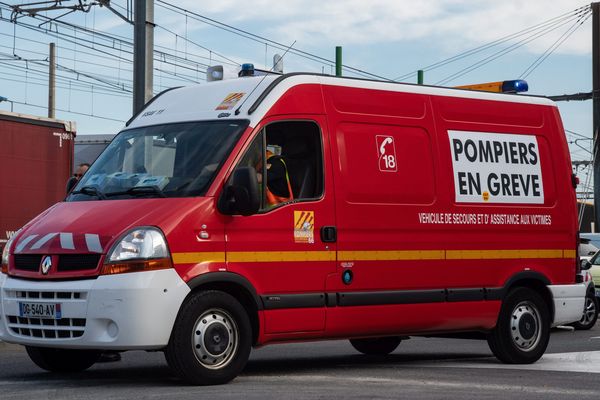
[1,75,580,354]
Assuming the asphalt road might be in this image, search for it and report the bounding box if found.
[1,324,600,399]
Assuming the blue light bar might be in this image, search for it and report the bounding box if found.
[501,80,528,93]
[239,63,255,77]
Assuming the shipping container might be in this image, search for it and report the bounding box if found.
[0,110,75,251]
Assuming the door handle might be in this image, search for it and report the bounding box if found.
[320,226,337,243]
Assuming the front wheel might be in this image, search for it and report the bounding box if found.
[487,287,550,364]
[25,346,101,372]
[571,290,598,330]
[349,336,402,355]
[165,290,252,385]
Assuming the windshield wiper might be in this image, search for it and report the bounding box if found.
[71,186,107,200]
[105,185,167,198]
[127,185,167,198]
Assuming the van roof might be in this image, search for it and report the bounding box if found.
[126,73,556,130]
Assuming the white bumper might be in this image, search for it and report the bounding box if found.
[0,269,190,350]
[548,283,586,327]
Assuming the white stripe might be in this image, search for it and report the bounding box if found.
[0,239,7,243]
[411,351,600,374]
[59,232,75,250]
[15,235,38,253]
[254,374,597,396]
[85,234,103,253]
[30,233,58,250]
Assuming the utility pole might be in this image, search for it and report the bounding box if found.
[48,42,55,118]
[593,2,600,228]
[335,46,342,77]
[133,0,154,114]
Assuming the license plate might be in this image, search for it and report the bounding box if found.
[19,302,62,319]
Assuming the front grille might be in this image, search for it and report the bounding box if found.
[4,290,88,340]
[7,316,86,338]
[58,254,101,272]
[14,255,42,272]
[13,254,101,273]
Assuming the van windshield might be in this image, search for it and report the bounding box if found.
[68,120,248,200]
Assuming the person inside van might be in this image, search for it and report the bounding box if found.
[258,145,294,206]
[265,145,294,206]
[65,163,90,194]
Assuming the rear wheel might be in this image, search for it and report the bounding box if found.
[571,290,598,330]
[349,336,402,355]
[165,290,252,385]
[25,346,101,372]
[487,287,550,364]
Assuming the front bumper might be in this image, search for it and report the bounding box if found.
[0,269,190,350]
[548,283,586,327]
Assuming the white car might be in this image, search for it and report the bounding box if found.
[573,266,598,330]
[575,239,599,330]
[584,249,600,308]
[579,238,599,260]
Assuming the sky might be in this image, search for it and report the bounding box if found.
[0,0,595,191]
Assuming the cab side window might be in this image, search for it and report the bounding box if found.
[236,120,324,210]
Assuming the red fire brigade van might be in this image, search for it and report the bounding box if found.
[0,68,585,385]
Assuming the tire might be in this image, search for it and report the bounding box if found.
[165,290,252,385]
[571,290,598,330]
[487,287,550,364]
[25,346,101,372]
[349,336,402,355]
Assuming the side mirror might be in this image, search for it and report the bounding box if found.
[581,259,592,270]
[218,166,260,216]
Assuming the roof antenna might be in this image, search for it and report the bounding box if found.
[234,40,296,116]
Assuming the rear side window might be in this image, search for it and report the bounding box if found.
[337,123,435,205]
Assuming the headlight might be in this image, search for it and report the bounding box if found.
[102,227,172,275]
[1,233,17,274]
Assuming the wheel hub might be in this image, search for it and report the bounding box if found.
[192,309,238,370]
[510,301,541,351]
[518,314,536,340]
[204,324,230,355]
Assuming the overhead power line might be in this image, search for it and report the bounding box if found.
[3,99,126,123]
[520,9,591,79]
[155,0,393,81]
[394,4,590,82]
[435,6,591,86]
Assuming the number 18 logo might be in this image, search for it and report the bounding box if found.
[376,135,397,172]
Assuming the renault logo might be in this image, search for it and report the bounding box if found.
[40,256,52,275]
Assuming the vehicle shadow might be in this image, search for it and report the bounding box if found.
[1,349,495,387]
[243,351,495,375]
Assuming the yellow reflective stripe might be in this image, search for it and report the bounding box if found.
[172,252,225,264]
[338,250,445,261]
[445,249,564,260]
[563,249,577,258]
[228,251,336,263]
[171,249,575,265]
[339,249,570,261]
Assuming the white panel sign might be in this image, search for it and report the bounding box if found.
[448,130,544,204]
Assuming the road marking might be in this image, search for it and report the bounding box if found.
[411,351,600,374]
[251,374,599,395]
